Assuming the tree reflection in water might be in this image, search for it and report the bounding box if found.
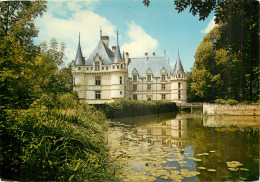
[108,113,259,181]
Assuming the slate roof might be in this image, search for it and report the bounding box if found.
[113,33,122,63]
[85,39,114,65]
[128,57,173,78]
[173,50,185,75]
[75,34,84,65]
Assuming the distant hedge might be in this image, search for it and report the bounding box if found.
[94,99,177,118]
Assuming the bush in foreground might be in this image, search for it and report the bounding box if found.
[0,93,114,181]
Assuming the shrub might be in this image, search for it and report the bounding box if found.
[215,99,226,104]
[226,99,238,105]
[97,99,177,118]
[0,94,114,181]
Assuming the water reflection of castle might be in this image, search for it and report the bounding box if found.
[133,115,188,149]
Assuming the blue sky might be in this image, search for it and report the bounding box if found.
[34,0,216,71]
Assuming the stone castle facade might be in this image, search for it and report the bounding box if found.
[71,31,187,104]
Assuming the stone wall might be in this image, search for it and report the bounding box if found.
[203,103,260,116]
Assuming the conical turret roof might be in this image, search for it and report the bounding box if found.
[75,33,84,65]
[85,39,114,65]
[173,50,185,75]
[113,29,122,63]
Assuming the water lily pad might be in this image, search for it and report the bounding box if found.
[207,169,216,172]
[197,166,206,170]
[181,170,200,177]
[147,176,157,181]
[209,150,216,153]
[240,168,249,171]
[160,175,169,179]
[228,167,238,171]
[226,161,243,168]
[202,153,209,156]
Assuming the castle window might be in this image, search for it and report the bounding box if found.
[133,84,137,91]
[87,67,89,71]
[133,95,137,100]
[178,90,181,100]
[102,67,104,70]
[120,91,122,95]
[113,66,115,69]
[147,75,152,81]
[178,82,181,89]
[162,94,166,100]
[95,62,100,71]
[121,64,123,69]
[95,76,101,85]
[117,65,119,69]
[133,75,137,82]
[95,91,101,99]
[161,75,166,81]
[120,76,122,84]
[162,84,166,90]
[106,67,108,70]
[178,74,180,78]
[147,84,151,91]
[78,67,81,71]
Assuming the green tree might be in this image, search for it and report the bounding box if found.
[143,0,259,101]
[34,38,72,97]
[0,1,47,109]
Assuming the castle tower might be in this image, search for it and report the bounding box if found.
[111,29,126,101]
[170,50,187,104]
[71,33,86,101]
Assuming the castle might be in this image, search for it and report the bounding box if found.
[71,31,187,104]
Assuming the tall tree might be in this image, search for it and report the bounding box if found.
[0,1,47,108]
[143,0,259,101]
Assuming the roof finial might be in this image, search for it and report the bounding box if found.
[79,32,80,45]
[117,28,119,44]
[164,50,166,57]
[178,49,179,56]
[100,26,102,39]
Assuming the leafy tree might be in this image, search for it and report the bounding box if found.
[0,1,47,109]
[143,0,259,101]
[34,38,73,97]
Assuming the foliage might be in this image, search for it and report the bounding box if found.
[96,99,177,118]
[215,99,226,104]
[0,93,114,181]
[34,39,73,97]
[143,0,259,102]
[226,99,238,105]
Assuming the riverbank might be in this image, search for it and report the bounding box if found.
[203,103,260,116]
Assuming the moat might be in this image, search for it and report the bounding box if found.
[107,113,259,181]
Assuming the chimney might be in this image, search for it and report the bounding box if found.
[125,52,129,65]
[101,36,109,48]
[145,52,148,60]
[112,46,116,53]
[153,52,155,57]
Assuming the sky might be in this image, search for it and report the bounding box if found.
[34,0,216,71]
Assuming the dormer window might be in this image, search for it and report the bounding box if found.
[78,67,81,71]
[133,75,137,82]
[95,62,100,71]
[147,75,152,81]
[161,75,166,81]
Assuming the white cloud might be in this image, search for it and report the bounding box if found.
[35,1,115,65]
[35,2,158,65]
[121,21,158,58]
[201,16,217,34]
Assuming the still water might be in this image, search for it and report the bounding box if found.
[107,113,259,182]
